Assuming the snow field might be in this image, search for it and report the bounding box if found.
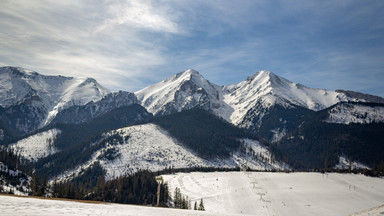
[163,172,384,216]
[0,195,241,216]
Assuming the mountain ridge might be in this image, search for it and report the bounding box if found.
[0,66,110,134]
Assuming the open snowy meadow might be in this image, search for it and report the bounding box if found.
[0,195,234,216]
[163,172,384,216]
[1,172,384,216]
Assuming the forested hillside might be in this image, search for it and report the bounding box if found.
[276,103,384,169]
[35,104,151,178]
[151,109,260,158]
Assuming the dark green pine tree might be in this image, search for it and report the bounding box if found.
[198,198,205,211]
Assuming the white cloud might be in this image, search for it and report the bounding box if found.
[96,0,180,34]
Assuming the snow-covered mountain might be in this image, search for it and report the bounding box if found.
[2,66,383,180]
[222,70,349,125]
[136,69,350,120]
[135,69,359,141]
[135,69,227,116]
[0,66,110,134]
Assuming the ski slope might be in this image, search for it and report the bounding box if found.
[163,172,384,216]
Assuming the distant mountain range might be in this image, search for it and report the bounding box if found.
[1,66,383,185]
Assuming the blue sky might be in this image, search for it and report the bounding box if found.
[1,0,384,97]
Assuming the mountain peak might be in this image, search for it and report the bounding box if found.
[0,66,37,77]
[184,69,199,75]
[171,69,202,82]
[135,69,221,115]
[246,70,280,83]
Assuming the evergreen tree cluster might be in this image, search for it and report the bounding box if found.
[0,148,31,173]
[173,187,190,209]
[0,148,32,194]
[173,187,205,211]
[41,170,169,206]
[87,170,168,206]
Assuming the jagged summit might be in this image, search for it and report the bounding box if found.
[184,68,199,74]
[136,69,222,116]
[134,69,352,130]
[163,69,202,83]
[246,70,273,81]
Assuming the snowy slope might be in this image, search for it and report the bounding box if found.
[325,103,384,125]
[55,124,285,181]
[55,123,210,181]
[234,139,288,171]
[9,129,61,161]
[0,66,110,127]
[163,172,384,216]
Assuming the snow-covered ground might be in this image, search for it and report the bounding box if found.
[9,129,61,161]
[1,172,383,216]
[0,195,238,216]
[163,172,384,216]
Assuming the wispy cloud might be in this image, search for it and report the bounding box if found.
[0,0,180,90]
[0,0,384,96]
